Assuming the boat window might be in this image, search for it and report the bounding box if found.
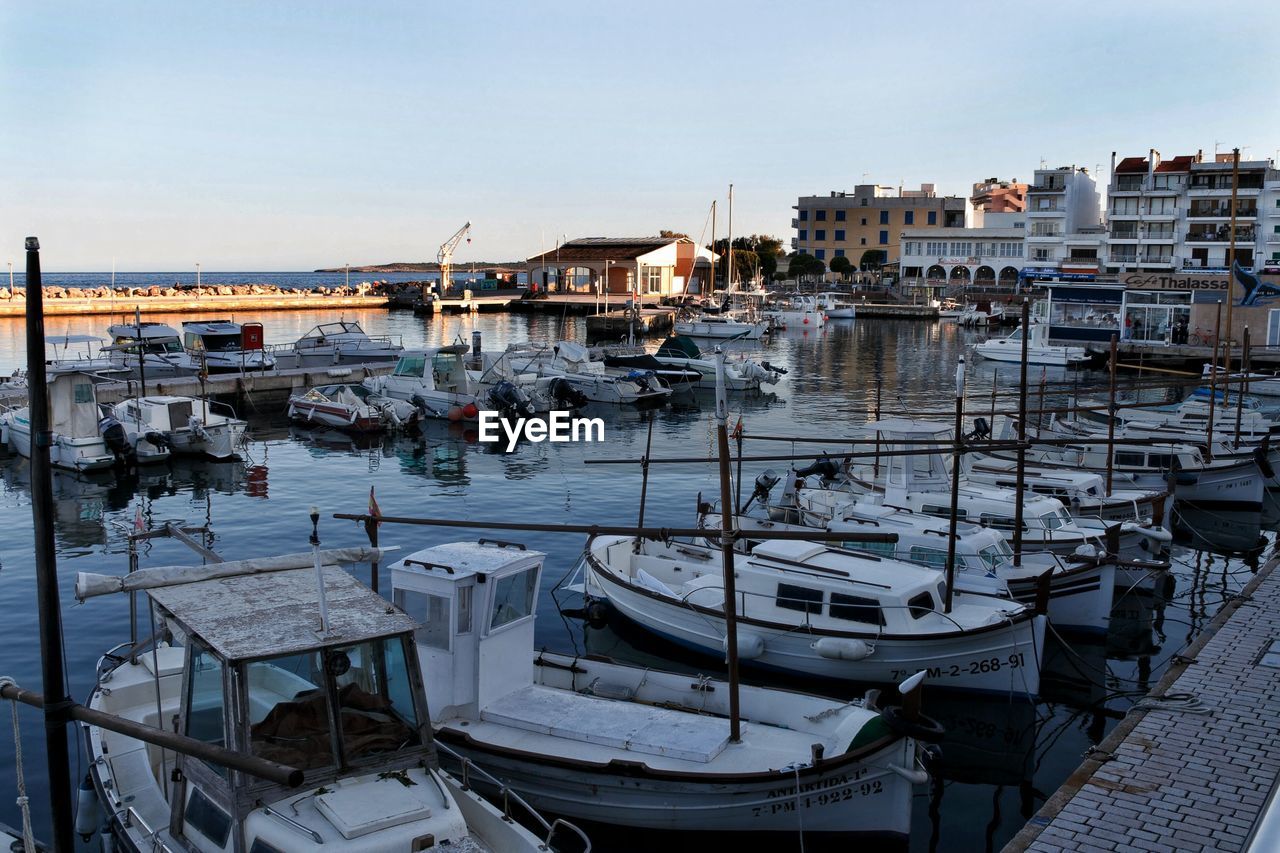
[199,334,242,352]
[331,637,423,764]
[184,786,232,848]
[979,542,1012,571]
[1148,454,1173,469]
[906,591,935,620]
[432,352,463,375]
[74,382,94,404]
[1040,509,1069,530]
[845,540,895,558]
[907,545,947,569]
[249,840,287,853]
[185,641,228,778]
[246,650,336,771]
[924,504,966,519]
[1115,452,1145,466]
[979,512,1017,531]
[828,592,884,626]
[457,585,473,634]
[347,384,372,400]
[394,588,451,650]
[490,567,538,630]
[776,583,823,614]
[393,355,427,377]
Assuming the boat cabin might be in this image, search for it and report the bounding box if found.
[144,566,434,849]
[385,346,472,395]
[109,322,185,356]
[390,541,542,722]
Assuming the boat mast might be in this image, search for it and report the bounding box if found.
[135,305,146,398]
[1012,299,1029,566]
[726,184,734,296]
[713,348,742,741]
[943,355,964,614]
[23,237,77,851]
[709,200,717,294]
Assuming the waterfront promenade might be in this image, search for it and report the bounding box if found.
[1005,549,1280,852]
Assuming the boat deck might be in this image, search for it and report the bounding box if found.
[1005,551,1280,851]
[452,684,830,773]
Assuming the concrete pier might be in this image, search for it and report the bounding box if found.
[1005,551,1280,852]
[0,292,391,318]
[851,302,939,319]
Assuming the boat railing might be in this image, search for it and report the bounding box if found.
[435,740,592,852]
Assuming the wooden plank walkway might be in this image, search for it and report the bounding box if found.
[1005,551,1280,852]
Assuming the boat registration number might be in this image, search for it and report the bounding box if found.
[890,652,1026,681]
[755,777,883,816]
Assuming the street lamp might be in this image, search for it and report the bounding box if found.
[196,262,201,289]
[604,260,614,314]
[6,260,11,299]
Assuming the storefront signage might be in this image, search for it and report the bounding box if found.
[1120,272,1230,292]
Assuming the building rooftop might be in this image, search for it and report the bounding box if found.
[1114,157,1148,174]
[526,237,696,263]
[1155,155,1197,173]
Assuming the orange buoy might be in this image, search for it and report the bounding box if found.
[447,406,463,421]
[462,403,479,419]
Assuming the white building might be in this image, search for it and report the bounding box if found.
[900,212,1027,287]
[1022,166,1105,279]
[1102,150,1280,275]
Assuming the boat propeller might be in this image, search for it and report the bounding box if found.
[549,377,589,410]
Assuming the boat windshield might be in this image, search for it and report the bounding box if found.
[979,540,1013,570]
[1039,509,1070,530]
[146,340,184,354]
[393,355,427,378]
[246,636,422,772]
[194,333,242,352]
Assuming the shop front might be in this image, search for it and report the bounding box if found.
[1040,284,1122,343]
[1122,291,1191,344]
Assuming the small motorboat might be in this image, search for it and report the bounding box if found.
[765,294,827,330]
[974,323,1089,367]
[651,335,786,391]
[817,291,858,319]
[3,371,118,471]
[287,382,417,433]
[509,342,671,406]
[274,320,404,367]
[180,320,276,372]
[673,313,769,340]
[598,349,703,391]
[393,540,928,836]
[104,321,197,378]
[365,345,540,420]
[105,394,248,460]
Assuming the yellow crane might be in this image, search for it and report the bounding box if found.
[438,221,472,295]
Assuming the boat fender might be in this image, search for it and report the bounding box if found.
[75,773,100,841]
[1254,445,1276,479]
[725,632,765,659]
[879,705,946,743]
[812,637,872,661]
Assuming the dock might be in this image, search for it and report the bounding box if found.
[0,292,391,318]
[584,308,678,338]
[851,302,939,319]
[1005,551,1280,852]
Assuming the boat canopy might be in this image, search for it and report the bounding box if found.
[656,336,703,359]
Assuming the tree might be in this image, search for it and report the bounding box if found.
[659,230,689,239]
[829,255,853,279]
[708,234,785,284]
[787,252,825,280]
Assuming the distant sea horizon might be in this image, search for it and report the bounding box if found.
[1,270,527,289]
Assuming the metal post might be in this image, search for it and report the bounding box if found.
[310,507,330,632]
[1235,326,1249,448]
[944,356,965,614]
[1207,301,1222,461]
[134,305,146,397]
[636,417,654,530]
[1226,148,1240,352]
[714,348,742,742]
[1013,299,1029,566]
[1106,334,1118,497]
[23,237,76,852]
[726,184,734,292]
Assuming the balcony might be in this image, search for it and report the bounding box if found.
[1188,204,1257,219]
[1186,228,1256,243]
[1026,231,1062,240]
[1110,254,1139,265]
[1140,255,1175,266]
[1029,183,1066,193]
[791,218,800,229]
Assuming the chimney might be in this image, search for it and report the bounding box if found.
[1109,151,1116,187]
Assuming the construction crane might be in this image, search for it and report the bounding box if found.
[437,221,472,296]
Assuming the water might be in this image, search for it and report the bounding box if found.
[0,304,1270,851]
[0,270,516,292]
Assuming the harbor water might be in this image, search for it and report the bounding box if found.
[0,300,1271,851]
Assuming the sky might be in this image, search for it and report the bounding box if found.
[2,0,1279,271]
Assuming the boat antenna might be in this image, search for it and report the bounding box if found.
[23,236,77,850]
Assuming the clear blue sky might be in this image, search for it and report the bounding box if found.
[2,1,1277,271]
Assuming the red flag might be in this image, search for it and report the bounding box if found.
[133,505,144,532]
[731,416,744,440]
[368,486,382,526]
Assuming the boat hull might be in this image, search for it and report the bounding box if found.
[589,561,1045,696]
[674,321,767,340]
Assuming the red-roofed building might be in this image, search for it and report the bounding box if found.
[525,237,718,296]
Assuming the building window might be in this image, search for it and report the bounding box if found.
[815,229,826,241]
[860,237,867,245]
[879,231,889,245]
[799,229,807,240]
[834,229,845,241]
[835,249,845,257]
[927,212,937,225]
[799,210,808,221]
[816,210,826,221]
[905,211,914,225]
[835,210,846,221]
[815,249,826,260]
[879,210,889,225]
[642,265,663,293]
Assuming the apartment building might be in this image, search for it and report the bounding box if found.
[792,184,968,270]
[1103,150,1280,274]
[901,212,1028,286]
[971,178,1027,218]
[1022,166,1105,278]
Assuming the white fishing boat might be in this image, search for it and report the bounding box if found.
[963,452,1167,523]
[2,371,118,471]
[585,534,1046,695]
[842,419,1173,562]
[104,322,197,378]
[716,479,1114,634]
[392,540,927,836]
[74,546,571,852]
[274,320,404,368]
[288,383,417,433]
[181,320,276,373]
[973,323,1089,367]
[817,292,857,319]
[1201,364,1280,397]
[673,313,769,340]
[936,299,965,321]
[508,341,670,406]
[765,295,827,330]
[651,335,786,391]
[365,345,540,420]
[106,395,248,460]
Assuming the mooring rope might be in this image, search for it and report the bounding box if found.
[0,676,37,853]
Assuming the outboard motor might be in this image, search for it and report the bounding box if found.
[967,417,991,441]
[489,380,535,419]
[760,360,787,375]
[143,430,172,450]
[794,457,840,481]
[742,468,781,514]
[549,377,588,409]
[98,414,134,466]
